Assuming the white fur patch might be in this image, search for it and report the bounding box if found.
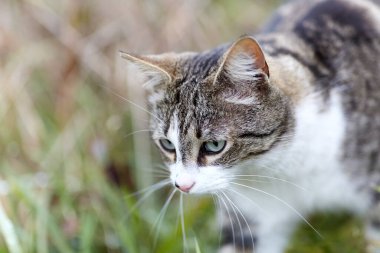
[224,95,257,105]
[148,90,165,104]
[167,114,181,161]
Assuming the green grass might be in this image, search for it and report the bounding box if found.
[0,0,371,252]
[287,212,366,253]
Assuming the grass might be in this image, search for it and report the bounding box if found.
[287,212,366,253]
[0,0,370,252]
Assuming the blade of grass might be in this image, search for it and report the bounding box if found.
[194,237,202,253]
[79,214,97,253]
[0,200,22,253]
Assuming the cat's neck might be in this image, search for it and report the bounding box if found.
[266,54,314,105]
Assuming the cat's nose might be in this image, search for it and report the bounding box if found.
[175,181,195,193]
[175,176,195,193]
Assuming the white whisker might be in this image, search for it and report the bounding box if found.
[127,179,170,198]
[226,188,265,214]
[180,194,188,253]
[231,182,323,238]
[124,129,152,139]
[94,82,163,124]
[221,191,245,252]
[152,189,177,249]
[212,194,223,249]
[217,192,236,252]
[222,191,255,251]
[232,175,308,191]
[123,180,170,221]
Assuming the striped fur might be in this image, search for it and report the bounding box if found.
[123,0,380,252]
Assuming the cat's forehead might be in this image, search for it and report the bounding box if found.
[178,46,226,81]
[150,50,227,133]
[153,86,226,139]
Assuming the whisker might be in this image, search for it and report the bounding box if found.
[211,194,223,249]
[126,179,170,198]
[123,180,170,220]
[230,178,269,184]
[152,189,177,249]
[222,191,255,251]
[226,188,265,214]
[140,170,169,176]
[231,182,323,238]
[124,129,152,139]
[231,175,308,191]
[221,191,245,252]
[94,82,163,124]
[216,192,236,252]
[151,175,170,179]
[180,194,188,253]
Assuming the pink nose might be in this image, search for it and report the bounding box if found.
[175,181,195,193]
[175,173,195,193]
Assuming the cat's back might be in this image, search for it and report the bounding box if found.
[263,0,380,178]
[264,0,380,37]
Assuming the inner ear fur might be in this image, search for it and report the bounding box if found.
[214,36,269,85]
[120,51,176,90]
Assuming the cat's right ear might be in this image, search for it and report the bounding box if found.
[120,52,175,91]
[213,36,269,85]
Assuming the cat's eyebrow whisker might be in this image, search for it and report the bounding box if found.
[124,129,152,139]
[138,165,170,176]
[179,193,189,253]
[94,82,164,124]
[216,192,237,252]
[152,189,177,249]
[222,191,255,252]
[231,182,323,238]
[231,175,308,191]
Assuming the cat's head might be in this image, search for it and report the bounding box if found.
[122,37,291,194]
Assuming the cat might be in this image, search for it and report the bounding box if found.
[121,0,380,252]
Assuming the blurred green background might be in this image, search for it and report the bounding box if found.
[0,0,368,252]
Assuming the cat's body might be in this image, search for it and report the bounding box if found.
[122,0,380,252]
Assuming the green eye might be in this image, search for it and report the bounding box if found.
[159,139,175,152]
[203,140,227,154]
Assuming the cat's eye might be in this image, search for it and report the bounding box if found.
[159,139,176,152]
[202,140,227,154]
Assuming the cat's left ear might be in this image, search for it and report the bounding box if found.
[120,52,175,90]
[214,36,269,85]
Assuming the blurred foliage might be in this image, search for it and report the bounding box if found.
[287,212,366,253]
[0,0,369,252]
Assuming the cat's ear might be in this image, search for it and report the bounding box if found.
[120,52,175,90]
[213,36,269,85]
